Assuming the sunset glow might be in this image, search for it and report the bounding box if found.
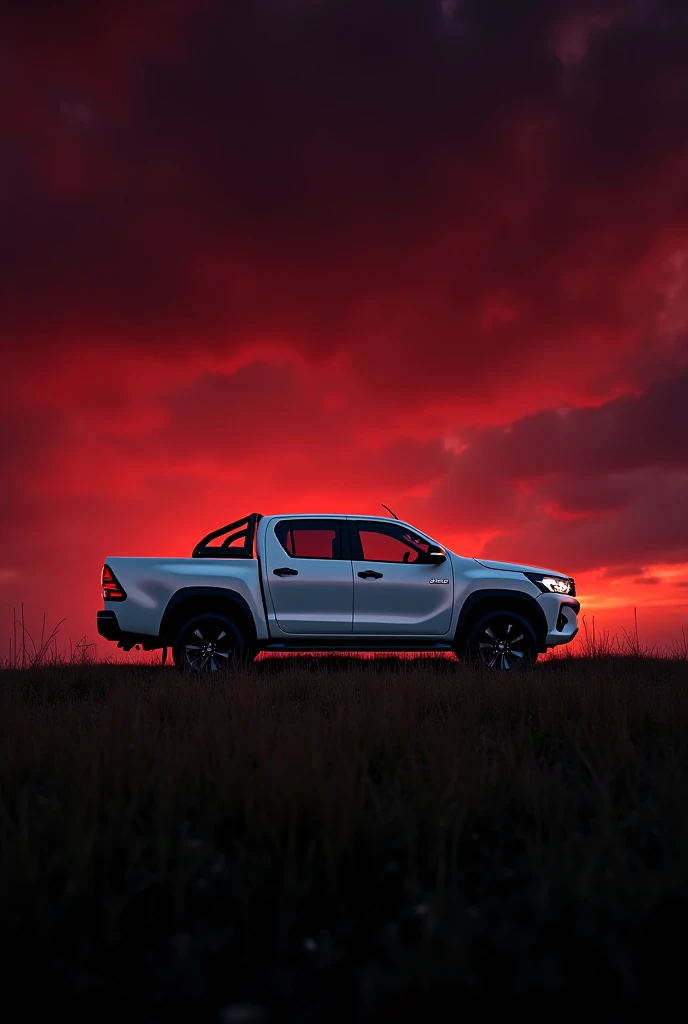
[2,0,687,654]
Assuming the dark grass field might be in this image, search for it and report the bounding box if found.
[2,654,688,1022]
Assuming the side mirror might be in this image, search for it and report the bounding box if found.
[426,544,446,563]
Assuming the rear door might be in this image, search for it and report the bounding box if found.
[264,518,353,634]
[350,519,453,635]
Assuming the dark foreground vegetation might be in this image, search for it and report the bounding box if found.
[1,654,688,1022]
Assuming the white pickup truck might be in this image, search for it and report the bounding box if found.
[97,512,580,672]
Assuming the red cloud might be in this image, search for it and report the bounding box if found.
[2,0,688,648]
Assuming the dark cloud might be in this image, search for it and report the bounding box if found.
[418,371,688,571]
[442,367,688,491]
[600,565,647,579]
[4,1,688,393]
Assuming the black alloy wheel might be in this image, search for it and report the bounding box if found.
[463,611,537,670]
[173,613,246,674]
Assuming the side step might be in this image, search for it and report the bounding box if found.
[261,643,454,653]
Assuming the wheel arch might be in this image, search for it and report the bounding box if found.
[160,587,258,646]
[454,589,548,653]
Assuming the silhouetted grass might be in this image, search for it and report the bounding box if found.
[1,655,688,1022]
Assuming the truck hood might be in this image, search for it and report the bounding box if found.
[473,557,569,577]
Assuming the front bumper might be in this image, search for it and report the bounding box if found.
[537,594,580,647]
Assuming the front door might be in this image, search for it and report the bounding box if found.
[349,519,453,635]
[264,517,353,634]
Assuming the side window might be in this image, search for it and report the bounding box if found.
[355,522,432,564]
[274,519,343,559]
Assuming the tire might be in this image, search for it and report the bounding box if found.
[173,612,247,674]
[459,610,538,670]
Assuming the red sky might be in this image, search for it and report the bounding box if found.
[2,0,688,655]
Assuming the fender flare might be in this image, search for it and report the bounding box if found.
[455,589,548,650]
[159,586,257,644]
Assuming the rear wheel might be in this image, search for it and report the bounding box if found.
[460,610,538,670]
[173,613,249,674]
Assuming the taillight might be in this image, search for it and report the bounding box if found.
[102,564,127,601]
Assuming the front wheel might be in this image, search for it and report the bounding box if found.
[459,610,538,670]
[173,613,248,674]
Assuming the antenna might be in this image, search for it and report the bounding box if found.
[381,503,399,520]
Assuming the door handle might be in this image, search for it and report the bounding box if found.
[273,567,299,576]
[358,570,383,579]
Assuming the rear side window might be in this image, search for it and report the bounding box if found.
[274,519,344,559]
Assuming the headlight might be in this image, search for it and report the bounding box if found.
[524,572,575,596]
